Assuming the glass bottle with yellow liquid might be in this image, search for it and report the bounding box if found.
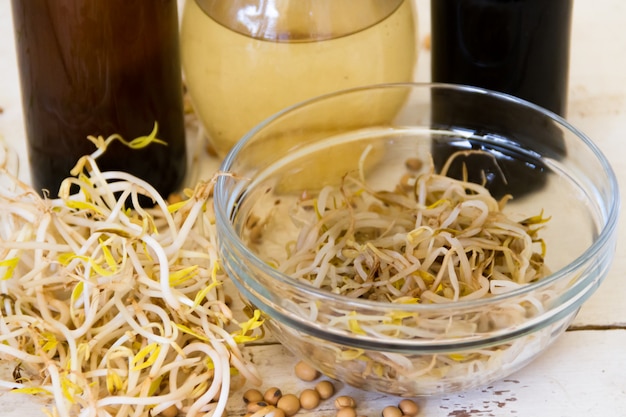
[181,0,418,162]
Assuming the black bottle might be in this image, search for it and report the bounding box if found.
[430,0,573,198]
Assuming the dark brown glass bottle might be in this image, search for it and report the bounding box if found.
[11,0,187,198]
[430,0,572,198]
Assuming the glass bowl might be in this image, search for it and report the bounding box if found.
[214,83,619,396]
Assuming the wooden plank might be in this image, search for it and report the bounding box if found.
[1,330,625,417]
[564,0,626,329]
[1,2,625,417]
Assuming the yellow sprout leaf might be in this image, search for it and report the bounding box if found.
[392,278,405,291]
[106,370,124,395]
[87,122,166,154]
[386,311,416,324]
[313,199,323,220]
[232,309,264,344]
[238,309,264,333]
[521,209,551,226]
[148,374,164,397]
[426,198,450,209]
[0,257,19,280]
[126,122,167,149]
[416,270,436,284]
[170,265,200,287]
[58,253,115,277]
[99,238,119,272]
[372,362,385,377]
[64,200,104,215]
[175,324,210,342]
[407,227,432,245]
[348,311,366,335]
[11,387,52,396]
[193,263,222,306]
[167,199,189,213]
[339,348,365,361]
[94,227,134,239]
[139,213,159,236]
[131,343,161,372]
[61,376,83,404]
[38,332,59,353]
[191,380,210,399]
[393,296,420,304]
[139,240,154,263]
[193,281,220,307]
[70,282,84,305]
[232,333,260,344]
[77,343,90,362]
[77,173,95,195]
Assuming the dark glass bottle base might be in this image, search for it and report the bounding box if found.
[430,87,566,200]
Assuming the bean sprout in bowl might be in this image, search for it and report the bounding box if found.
[214,83,619,396]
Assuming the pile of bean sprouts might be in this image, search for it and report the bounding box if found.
[257,156,552,338]
[0,134,261,417]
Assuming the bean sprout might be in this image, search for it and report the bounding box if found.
[271,167,550,305]
[0,135,262,417]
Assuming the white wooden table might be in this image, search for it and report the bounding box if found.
[0,1,625,416]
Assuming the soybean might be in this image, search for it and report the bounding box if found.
[264,387,282,405]
[315,380,335,400]
[398,399,420,416]
[276,393,300,417]
[243,389,264,404]
[336,407,358,417]
[247,401,269,414]
[334,396,356,409]
[299,388,321,410]
[294,360,320,381]
[381,405,403,417]
[405,157,423,172]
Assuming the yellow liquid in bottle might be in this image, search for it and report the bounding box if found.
[181,0,418,158]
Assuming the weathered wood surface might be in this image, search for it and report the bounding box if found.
[1,1,625,416]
